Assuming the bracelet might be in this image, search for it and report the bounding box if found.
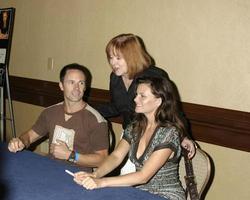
[67,151,79,163]
[75,152,79,162]
[67,151,76,163]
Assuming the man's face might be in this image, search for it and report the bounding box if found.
[59,69,86,103]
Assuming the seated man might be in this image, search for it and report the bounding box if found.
[8,63,109,172]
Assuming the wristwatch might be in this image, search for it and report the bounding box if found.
[67,151,76,163]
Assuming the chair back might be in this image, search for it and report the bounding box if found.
[179,147,211,200]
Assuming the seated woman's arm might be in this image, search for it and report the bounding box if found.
[74,147,173,190]
[74,139,130,184]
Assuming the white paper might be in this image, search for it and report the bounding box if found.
[52,125,75,150]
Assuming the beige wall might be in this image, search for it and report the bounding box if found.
[2,0,250,112]
[1,0,250,199]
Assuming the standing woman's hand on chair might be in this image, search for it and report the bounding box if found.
[181,137,196,159]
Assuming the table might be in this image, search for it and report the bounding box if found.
[0,143,165,200]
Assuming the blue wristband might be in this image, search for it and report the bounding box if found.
[75,152,79,162]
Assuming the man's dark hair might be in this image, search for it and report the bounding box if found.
[59,63,92,99]
[60,63,92,88]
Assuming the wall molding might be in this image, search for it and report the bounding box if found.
[9,76,250,152]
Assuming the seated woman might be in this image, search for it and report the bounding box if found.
[74,76,186,200]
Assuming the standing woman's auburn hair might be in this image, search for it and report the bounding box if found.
[132,76,186,140]
[105,33,153,79]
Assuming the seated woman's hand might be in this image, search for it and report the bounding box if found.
[74,171,95,186]
[80,176,100,190]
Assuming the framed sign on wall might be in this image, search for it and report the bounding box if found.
[0,7,15,66]
[0,7,15,141]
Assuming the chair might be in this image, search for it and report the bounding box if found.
[179,147,211,200]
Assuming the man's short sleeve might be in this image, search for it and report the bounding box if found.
[85,105,109,151]
[89,121,109,151]
[32,110,49,136]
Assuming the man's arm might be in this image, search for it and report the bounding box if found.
[8,129,41,153]
[50,140,108,168]
[76,149,108,167]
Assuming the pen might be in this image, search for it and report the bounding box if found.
[65,169,74,177]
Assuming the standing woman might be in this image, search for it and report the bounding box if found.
[74,76,186,200]
[96,33,195,161]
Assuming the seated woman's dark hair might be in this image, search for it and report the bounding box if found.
[132,76,186,140]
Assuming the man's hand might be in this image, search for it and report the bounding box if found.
[181,137,196,159]
[50,140,71,160]
[8,138,25,153]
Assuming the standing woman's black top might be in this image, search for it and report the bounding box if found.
[96,66,169,129]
